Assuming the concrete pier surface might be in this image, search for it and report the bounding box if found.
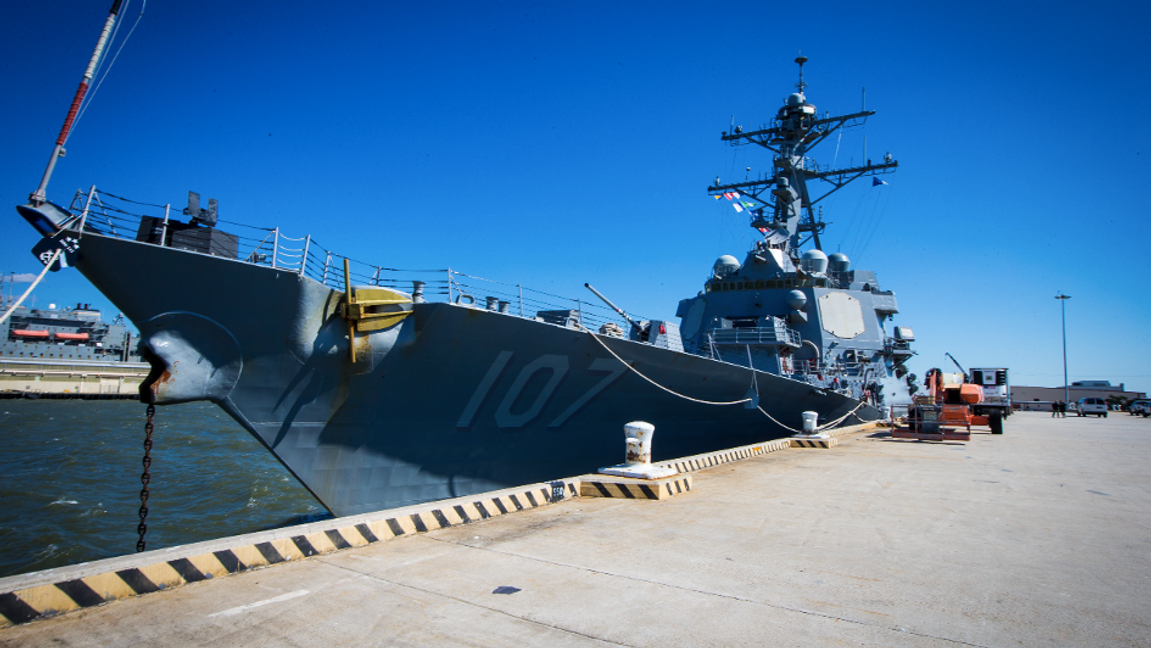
[3,412,1150,647]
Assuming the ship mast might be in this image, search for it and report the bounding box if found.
[709,57,897,251]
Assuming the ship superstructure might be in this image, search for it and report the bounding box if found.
[676,56,914,407]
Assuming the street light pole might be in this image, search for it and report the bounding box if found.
[1056,293,1071,406]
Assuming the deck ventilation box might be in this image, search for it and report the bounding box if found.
[135,217,239,259]
[537,309,582,328]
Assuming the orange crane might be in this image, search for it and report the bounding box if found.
[893,355,1006,441]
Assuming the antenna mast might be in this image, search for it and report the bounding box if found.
[708,56,899,253]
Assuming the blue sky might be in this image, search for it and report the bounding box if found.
[2,0,1149,395]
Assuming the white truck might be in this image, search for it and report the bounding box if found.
[969,367,1012,422]
[1075,397,1109,417]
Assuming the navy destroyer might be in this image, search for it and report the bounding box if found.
[14,4,914,516]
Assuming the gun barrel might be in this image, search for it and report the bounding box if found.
[584,283,641,331]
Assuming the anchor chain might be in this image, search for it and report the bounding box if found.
[137,403,155,552]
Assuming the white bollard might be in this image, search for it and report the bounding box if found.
[796,410,830,439]
[599,421,677,479]
[802,411,818,433]
[624,421,655,466]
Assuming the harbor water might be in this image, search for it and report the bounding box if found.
[0,400,327,578]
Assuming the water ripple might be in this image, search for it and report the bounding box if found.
[0,400,320,578]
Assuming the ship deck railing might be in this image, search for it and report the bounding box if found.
[65,187,634,334]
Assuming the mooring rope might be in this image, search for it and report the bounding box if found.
[0,249,63,326]
[577,324,752,406]
[578,322,871,432]
[757,398,868,435]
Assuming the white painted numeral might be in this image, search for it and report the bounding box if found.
[548,358,626,428]
[495,355,569,429]
[456,351,513,428]
[458,353,627,430]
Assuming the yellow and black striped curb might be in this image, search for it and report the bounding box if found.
[789,437,840,449]
[0,422,884,629]
[0,478,580,629]
[650,422,879,475]
[656,438,792,473]
[580,474,693,500]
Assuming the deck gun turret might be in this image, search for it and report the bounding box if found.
[585,283,646,337]
[584,283,684,352]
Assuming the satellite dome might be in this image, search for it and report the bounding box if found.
[801,249,828,274]
[713,255,741,278]
[828,252,851,273]
[787,290,807,311]
[787,92,806,106]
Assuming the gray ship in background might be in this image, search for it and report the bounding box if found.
[15,4,915,517]
[0,299,138,363]
[1,271,146,398]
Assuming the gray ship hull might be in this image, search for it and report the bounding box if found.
[73,232,877,515]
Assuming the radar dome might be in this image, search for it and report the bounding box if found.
[787,290,807,310]
[800,249,828,274]
[787,92,806,106]
[828,253,851,273]
[713,255,741,278]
